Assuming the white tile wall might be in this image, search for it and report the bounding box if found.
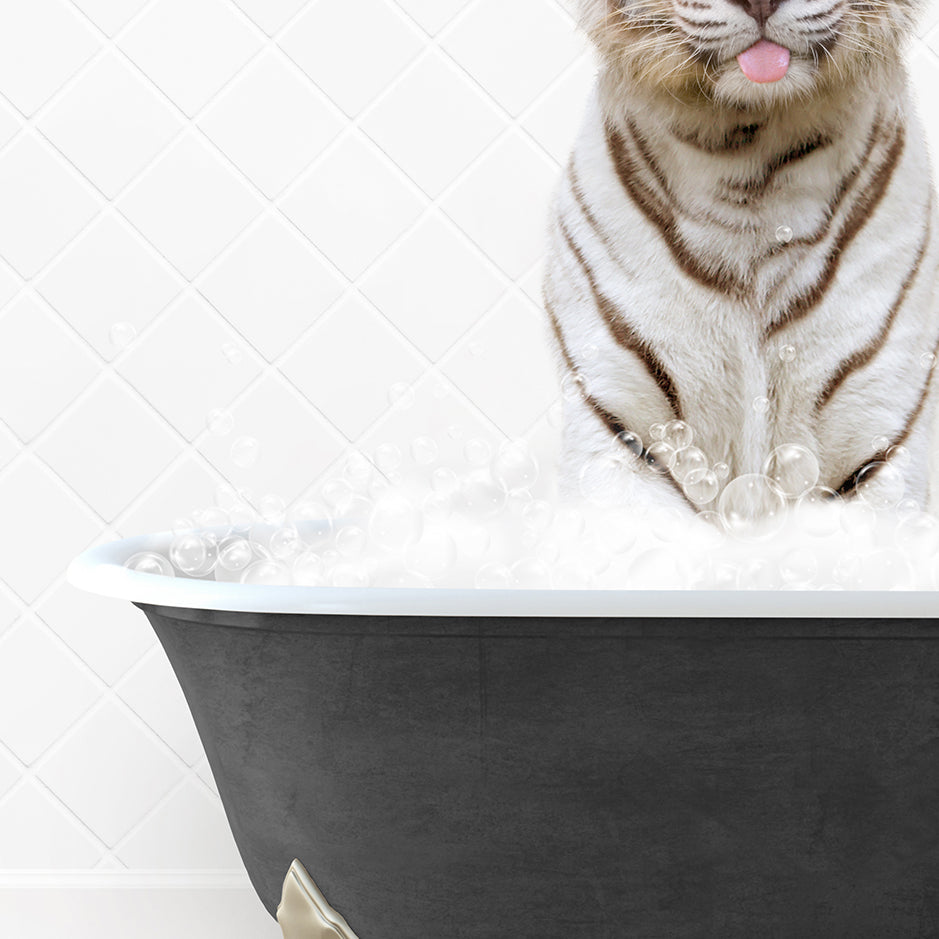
[1,0,938,935]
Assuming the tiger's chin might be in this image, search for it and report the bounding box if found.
[709,54,825,110]
[636,45,855,117]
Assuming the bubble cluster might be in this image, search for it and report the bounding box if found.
[124,423,939,591]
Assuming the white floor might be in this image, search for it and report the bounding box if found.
[0,885,282,939]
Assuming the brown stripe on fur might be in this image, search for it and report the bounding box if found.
[558,217,684,421]
[816,212,932,412]
[763,114,884,264]
[834,322,939,498]
[567,159,622,262]
[625,118,746,234]
[674,12,732,28]
[721,132,833,201]
[543,297,696,509]
[606,121,746,296]
[671,122,762,154]
[764,122,905,340]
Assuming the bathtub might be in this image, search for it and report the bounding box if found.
[69,531,939,938]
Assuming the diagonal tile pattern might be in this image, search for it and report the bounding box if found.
[0,0,937,892]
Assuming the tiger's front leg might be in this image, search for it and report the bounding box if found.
[555,377,704,515]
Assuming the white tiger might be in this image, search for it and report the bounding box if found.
[545,0,939,516]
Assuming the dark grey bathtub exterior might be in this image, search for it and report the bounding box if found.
[139,603,939,938]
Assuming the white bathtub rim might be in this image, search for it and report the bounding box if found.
[66,531,939,619]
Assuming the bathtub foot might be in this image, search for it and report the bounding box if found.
[276,859,360,939]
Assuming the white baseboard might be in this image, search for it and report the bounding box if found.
[0,874,282,939]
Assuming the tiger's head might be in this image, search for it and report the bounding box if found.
[579,0,924,109]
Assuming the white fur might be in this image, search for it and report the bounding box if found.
[545,3,939,514]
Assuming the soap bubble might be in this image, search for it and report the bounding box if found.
[431,467,460,496]
[191,507,230,534]
[228,500,256,527]
[672,446,707,483]
[292,501,333,542]
[321,478,354,513]
[920,352,936,371]
[411,436,438,466]
[506,487,534,516]
[775,225,794,244]
[779,344,796,363]
[231,436,260,468]
[452,518,490,560]
[109,322,137,349]
[713,461,731,481]
[683,468,719,505]
[464,438,492,466]
[373,443,403,477]
[258,493,287,525]
[895,513,939,558]
[421,490,453,521]
[885,445,911,470]
[553,506,586,541]
[458,474,507,519]
[752,396,770,415]
[854,461,905,510]
[578,452,629,507]
[169,532,217,576]
[646,441,676,473]
[293,551,326,586]
[795,487,841,536]
[560,371,587,401]
[217,537,253,573]
[407,526,457,579]
[718,474,786,541]
[522,499,554,536]
[336,525,367,558]
[343,451,373,485]
[206,409,234,436]
[780,549,818,585]
[614,430,643,455]
[492,440,539,491]
[270,525,303,561]
[125,552,174,577]
[871,434,891,452]
[840,501,877,537]
[241,560,291,585]
[762,444,820,498]
[649,423,666,441]
[369,493,423,550]
[663,420,693,450]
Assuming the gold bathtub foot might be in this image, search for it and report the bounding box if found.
[277,859,360,939]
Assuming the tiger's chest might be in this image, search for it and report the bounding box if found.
[548,92,939,502]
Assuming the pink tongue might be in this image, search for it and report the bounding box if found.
[737,40,790,83]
